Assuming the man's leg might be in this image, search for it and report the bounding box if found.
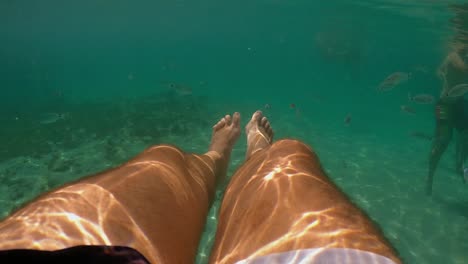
[427,116,453,195]
[457,129,468,182]
[0,113,241,264]
[209,111,402,264]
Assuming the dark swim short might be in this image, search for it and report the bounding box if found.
[0,245,150,264]
[454,95,468,131]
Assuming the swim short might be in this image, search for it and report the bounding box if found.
[0,245,149,264]
[234,248,399,264]
[454,95,468,130]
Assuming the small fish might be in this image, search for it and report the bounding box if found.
[344,113,352,125]
[163,82,193,96]
[442,83,468,98]
[400,105,416,114]
[378,72,411,91]
[409,131,433,141]
[408,93,434,104]
[264,104,271,109]
[290,103,296,109]
[173,84,192,96]
[413,65,428,74]
[39,113,67,124]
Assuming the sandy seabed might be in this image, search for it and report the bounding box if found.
[0,108,466,264]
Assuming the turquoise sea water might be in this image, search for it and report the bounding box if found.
[1,0,468,263]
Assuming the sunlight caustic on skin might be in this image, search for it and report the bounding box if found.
[0,183,156,257]
[210,139,401,264]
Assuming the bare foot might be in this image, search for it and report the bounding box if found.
[207,112,241,187]
[208,112,241,159]
[245,111,273,159]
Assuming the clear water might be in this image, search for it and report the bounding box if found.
[1,0,468,263]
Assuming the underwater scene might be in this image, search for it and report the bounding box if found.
[1,0,468,263]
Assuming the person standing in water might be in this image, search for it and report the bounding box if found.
[0,111,402,264]
[427,43,468,195]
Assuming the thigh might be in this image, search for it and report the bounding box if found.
[209,139,401,264]
[0,144,218,264]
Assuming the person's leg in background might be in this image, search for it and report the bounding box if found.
[456,129,468,182]
[427,102,454,195]
[0,113,241,264]
[209,111,402,264]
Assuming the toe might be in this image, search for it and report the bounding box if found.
[261,117,268,127]
[225,114,232,125]
[232,112,240,127]
[251,110,262,122]
[213,118,226,131]
[267,127,273,136]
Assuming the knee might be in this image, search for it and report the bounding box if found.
[145,144,185,159]
[147,144,174,152]
[274,138,309,147]
[272,139,314,155]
